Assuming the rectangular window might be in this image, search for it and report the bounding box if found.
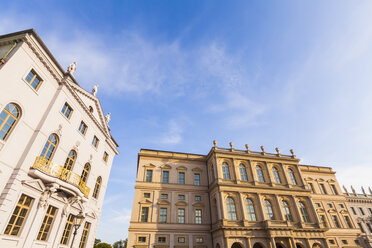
[79,222,91,248]
[158,237,166,243]
[308,183,314,193]
[159,208,167,223]
[161,194,168,199]
[92,135,99,148]
[178,172,185,184]
[78,121,88,135]
[145,170,153,182]
[332,215,341,228]
[178,208,185,223]
[315,203,321,207]
[144,193,150,198]
[196,237,203,243]
[195,196,201,201]
[351,207,357,215]
[320,184,327,194]
[140,207,149,222]
[60,214,74,245]
[366,223,372,233]
[25,69,42,90]
[344,215,353,228]
[37,205,58,241]
[138,237,146,242]
[358,223,365,233]
[369,208,372,215]
[61,102,73,119]
[194,173,200,185]
[359,207,365,215]
[319,215,328,228]
[103,152,109,162]
[327,203,333,208]
[195,209,202,224]
[178,237,185,243]
[330,184,338,195]
[4,194,34,236]
[339,204,344,208]
[162,171,169,183]
[178,195,185,200]
[342,240,348,245]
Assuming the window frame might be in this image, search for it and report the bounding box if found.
[140,207,149,222]
[245,198,257,221]
[0,103,21,141]
[177,208,185,223]
[60,214,74,245]
[178,171,185,184]
[256,165,265,183]
[25,69,43,90]
[162,170,169,184]
[239,163,248,181]
[37,205,58,241]
[61,102,73,119]
[226,197,237,221]
[79,222,91,248]
[92,135,99,148]
[159,208,167,223]
[194,173,201,185]
[272,167,281,184]
[222,162,231,180]
[78,121,88,136]
[195,209,202,224]
[4,194,34,236]
[264,199,275,220]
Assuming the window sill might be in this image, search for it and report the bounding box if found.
[59,111,72,123]
[22,77,40,95]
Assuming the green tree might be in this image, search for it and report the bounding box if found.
[113,239,127,248]
[95,242,112,248]
[95,239,102,246]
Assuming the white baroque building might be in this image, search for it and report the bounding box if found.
[0,29,119,248]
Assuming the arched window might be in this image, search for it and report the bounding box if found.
[40,134,59,162]
[93,177,102,199]
[64,150,76,170]
[256,165,265,182]
[0,103,21,140]
[264,200,274,220]
[272,167,281,184]
[299,202,311,223]
[239,163,248,181]
[222,162,231,180]
[81,163,91,183]
[245,199,257,221]
[282,200,293,222]
[288,168,297,185]
[226,197,237,220]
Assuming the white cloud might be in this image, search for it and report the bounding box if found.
[158,119,184,145]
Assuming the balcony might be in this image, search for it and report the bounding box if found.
[29,156,90,198]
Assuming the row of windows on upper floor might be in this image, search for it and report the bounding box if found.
[307,181,339,195]
[145,169,202,185]
[350,206,372,216]
[4,193,91,247]
[0,102,109,162]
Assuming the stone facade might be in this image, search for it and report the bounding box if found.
[128,144,362,248]
[0,30,119,247]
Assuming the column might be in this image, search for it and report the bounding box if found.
[232,158,240,182]
[256,194,266,221]
[247,160,256,185]
[307,197,320,225]
[247,237,252,248]
[270,237,276,248]
[305,239,311,248]
[264,162,273,185]
[273,195,284,221]
[291,196,302,223]
[219,191,226,220]
[238,193,246,221]
[289,238,296,248]
[282,165,292,188]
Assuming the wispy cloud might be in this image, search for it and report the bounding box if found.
[158,119,184,145]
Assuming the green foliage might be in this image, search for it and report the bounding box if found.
[95,239,102,245]
[95,242,112,248]
[113,239,127,248]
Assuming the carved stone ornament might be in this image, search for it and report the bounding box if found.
[67,62,77,75]
[55,124,63,137]
[39,184,59,209]
[105,112,111,124]
[92,84,99,96]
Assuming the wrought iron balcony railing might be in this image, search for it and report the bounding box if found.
[31,156,90,198]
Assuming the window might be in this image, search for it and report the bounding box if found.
[282,201,293,222]
[178,208,185,223]
[138,237,146,242]
[344,215,353,228]
[61,102,73,119]
[359,207,365,215]
[245,199,257,221]
[299,202,310,223]
[330,184,338,195]
[264,200,274,220]
[140,207,149,222]
[178,237,185,243]
[196,237,203,243]
[319,215,328,227]
[195,209,202,224]
[308,183,314,193]
[329,240,335,245]
[332,215,341,228]
[93,177,102,199]
[103,152,109,162]
[92,135,99,148]
[226,197,237,221]
[79,222,91,248]
[162,171,169,183]
[40,134,58,162]
[327,203,333,208]
[64,150,77,170]
[37,205,57,241]
[222,162,231,179]
[60,214,74,245]
[178,172,185,184]
[0,103,20,140]
[159,208,167,223]
[161,194,168,199]
[272,167,281,184]
[80,163,91,184]
[288,168,297,185]
[158,237,166,243]
[144,193,150,198]
[239,163,248,181]
[341,240,348,245]
[178,195,185,200]
[366,223,372,233]
[339,204,344,208]
[369,208,372,215]
[351,207,356,215]
[358,223,365,233]
[4,194,33,236]
[195,196,201,201]
[194,173,200,185]
[78,121,88,135]
[315,203,321,208]
[145,170,153,182]
[25,69,42,90]
[256,165,265,182]
[320,184,327,194]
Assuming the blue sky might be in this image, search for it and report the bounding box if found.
[2,0,372,244]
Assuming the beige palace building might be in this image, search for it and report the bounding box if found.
[0,30,119,247]
[128,143,363,248]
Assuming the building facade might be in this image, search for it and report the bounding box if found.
[0,30,119,247]
[128,144,362,248]
[344,187,372,248]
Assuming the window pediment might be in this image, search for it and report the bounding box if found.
[340,210,348,214]
[192,202,204,207]
[139,199,152,204]
[327,179,336,183]
[144,163,156,168]
[176,166,187,171]
[161,164,172,169]
[328,209,337,214]
[316,178,325,182]
[304,177,314,181]
[192,167,202,173]
[158,200,170,205]
[316,208,325,213]
[175,200,187,206]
